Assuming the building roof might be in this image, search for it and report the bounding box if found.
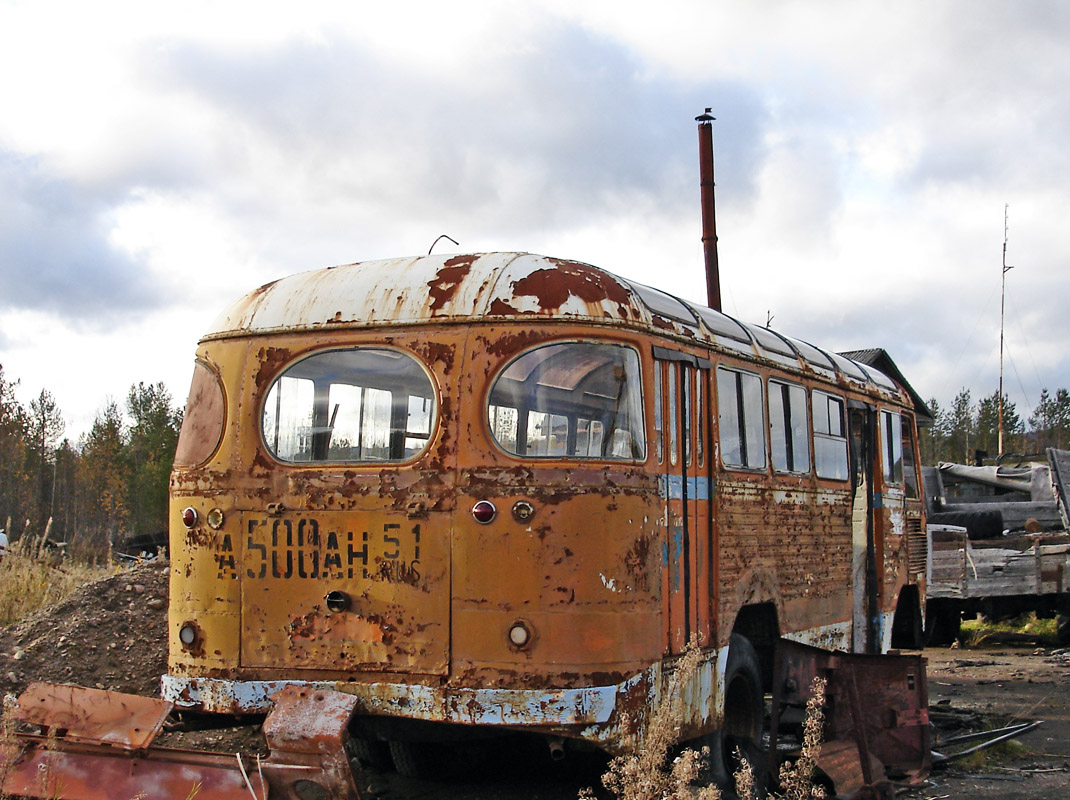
[840,348,933,424]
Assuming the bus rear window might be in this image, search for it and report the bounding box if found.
[262,348,436,463]
[488,342,645,461]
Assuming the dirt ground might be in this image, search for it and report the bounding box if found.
[1,562,1068,799]
[919,643,1070,799]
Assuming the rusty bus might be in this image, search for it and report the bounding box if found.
[163,251,928,782]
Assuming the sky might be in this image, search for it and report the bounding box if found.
[0,0,1067,442]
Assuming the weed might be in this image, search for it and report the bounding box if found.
[961,612,1059,647]
[586,638,720,800]
[775,676,827,800]
[0,536,107,627]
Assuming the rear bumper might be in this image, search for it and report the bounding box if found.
[161,671,646,731]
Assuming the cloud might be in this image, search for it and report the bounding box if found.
[138,24,769,254]
[0,151,163,319]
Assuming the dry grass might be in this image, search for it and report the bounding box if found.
[585,640,829,800]
[585,639,720,800]
[0,533,109,628]
[773,676,827,800]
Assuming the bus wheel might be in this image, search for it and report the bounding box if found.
[349,736,392,771]
[707,633,766,791]
[924,600,962,646]
[388,740,434,779]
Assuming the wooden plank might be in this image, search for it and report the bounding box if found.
[1049,448,1070,530]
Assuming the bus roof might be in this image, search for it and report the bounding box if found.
[204,252,907,403]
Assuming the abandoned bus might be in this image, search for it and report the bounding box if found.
[164,252,927,777]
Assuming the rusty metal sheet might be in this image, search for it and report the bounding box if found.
[13,682,172,751]
[815,740,890,800]
[263,685,359,753]
[768,640,930,798]
[1,682,364,800]
[0,742,267,800]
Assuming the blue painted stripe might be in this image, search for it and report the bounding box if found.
[873,492,883,508]
[657,474,713,501]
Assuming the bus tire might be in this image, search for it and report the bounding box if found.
[349,737,392,771]
[388,740,434,779]
[924,599,961,646]
[706,634,766,791]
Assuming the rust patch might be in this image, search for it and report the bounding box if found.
[428,256,477,312]
[413,340,455,371]
[253,346,292,391]
[477,329,553,360]
[488,298,523,317]
[512,262,630,311]
[624,534,652,591]
[184,526,215,549]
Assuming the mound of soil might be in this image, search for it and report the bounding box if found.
[0,560,169,699]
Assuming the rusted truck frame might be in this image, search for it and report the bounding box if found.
[923,453,1070,644]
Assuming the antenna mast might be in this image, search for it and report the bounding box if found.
[998,204,1013,458]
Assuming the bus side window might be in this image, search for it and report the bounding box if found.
[769,380,810,474]
[901,414,919,498]
[813,391,848,480]
[668,362,678,466]
[695,369,705,468]
[654,360,663,464]
[880,410,904,485]
[717,366,766,470]
[487,341,646,461]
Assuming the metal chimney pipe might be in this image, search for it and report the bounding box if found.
[696,110,721,311]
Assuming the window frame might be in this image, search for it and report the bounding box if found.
[880,409,905,486]
[812,389,849,481]
[769,378,811,475]
[486,339,647,463]
[259,346,439,466]
[717,365,768,472]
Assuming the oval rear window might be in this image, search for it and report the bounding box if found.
[174,361,226,467]
[262,348,437,463]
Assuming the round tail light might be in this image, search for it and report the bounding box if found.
[472,500,497,524]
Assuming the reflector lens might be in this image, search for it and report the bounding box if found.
[206,508,224,529]
[509,622,532,648]
[472,500,497,524]
[179,625,197,645]
[181,507,198,528]
[512,500,535,522]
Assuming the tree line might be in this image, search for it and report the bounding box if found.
[921,387,1070,465]
[0,364,181,559]
[4,360,1067,556]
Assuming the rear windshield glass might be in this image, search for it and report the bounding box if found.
[262,348,436,463]
[488,341,645,461]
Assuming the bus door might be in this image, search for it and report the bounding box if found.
[653,347,714,655]
[848,401,880,654]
